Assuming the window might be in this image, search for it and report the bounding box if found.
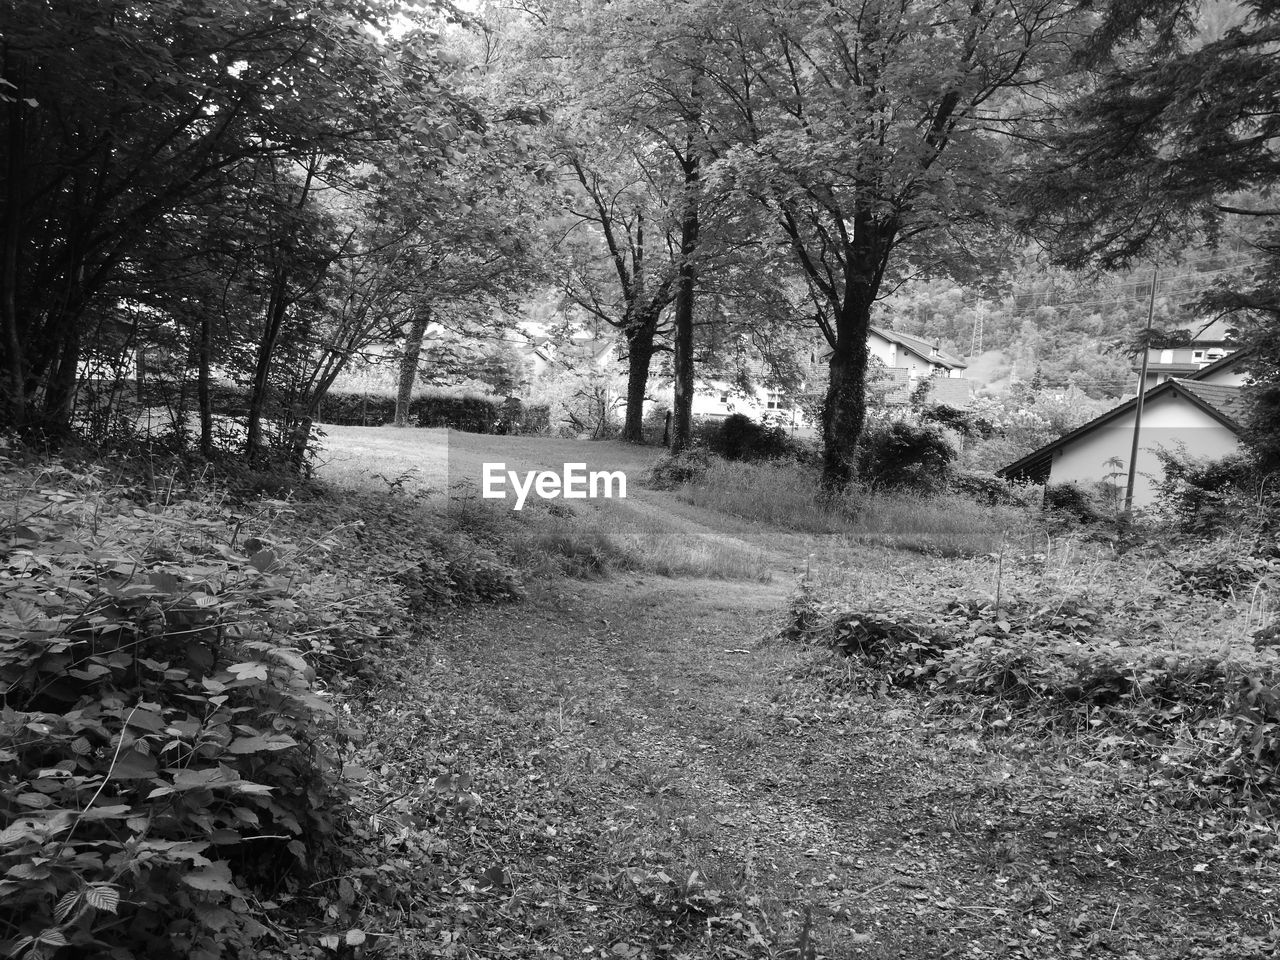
[1193,350,1205,361]
[719,392,729,403]
[766,390,785,410]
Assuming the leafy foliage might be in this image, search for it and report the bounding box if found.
[0,460,375,958]
[855,421,955,491]
[706,414,794,462]
[1152,447,1275,536]
[792,529,1280,812]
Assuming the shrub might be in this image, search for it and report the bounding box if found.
[642,405,671,445]
[711,413,792,461]
[1153,448,1274,535]
[646,448,712,489]
[855,420,955,490]
[1043,482,1104,522]
[0,462,370,959]
[949,471,1026,506]
[314,390,502,433]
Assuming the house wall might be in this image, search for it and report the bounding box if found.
[1048,392,1240,506]
[683,379,814,434]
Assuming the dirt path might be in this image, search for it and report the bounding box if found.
[368,527,1278,959]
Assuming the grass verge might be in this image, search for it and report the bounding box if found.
[668,457,1029,557]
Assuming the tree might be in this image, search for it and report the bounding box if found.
[703,0,1090,487]
[1023,0,1280,466]
[0,0,477,452]
[556,140,678,442]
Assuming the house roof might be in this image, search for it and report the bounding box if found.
[1187,345,1254,382]
[870,326,968,370]
[997,379,1246,483]
[1190,316,1237,344]
[1178,380,1250,423]
[929,377,975,407]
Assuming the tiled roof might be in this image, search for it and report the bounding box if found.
[929,377,975,406]
[1177,381,1248,424]
[870,326,968,369]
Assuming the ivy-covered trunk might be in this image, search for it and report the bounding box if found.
[821,289,873,490]
[621,325,656,443]
[394,309,429,428]
[670,141,700,456]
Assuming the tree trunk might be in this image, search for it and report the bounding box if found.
[197,312,213,457]
[670,146,700,456]
[621,325,656,443]
[41,305,81,433]
[245,265,289,462]
[821,296,872,490]
[1,88,26,429]
[395,308,429,428]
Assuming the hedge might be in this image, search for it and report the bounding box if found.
[99,379,549,435]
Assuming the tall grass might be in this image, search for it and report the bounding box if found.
[676,458,1029,556]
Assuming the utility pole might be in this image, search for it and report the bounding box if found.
[1124,267,1159,515]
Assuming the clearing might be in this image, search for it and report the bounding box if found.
[320,428,1280,959]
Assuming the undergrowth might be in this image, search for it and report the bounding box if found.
[789,529,1280,825]
[0,454,528,959]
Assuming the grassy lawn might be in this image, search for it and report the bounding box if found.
[316,425,663,500]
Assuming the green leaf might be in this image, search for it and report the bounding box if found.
[182,861,242,895]
[85,884,120,914]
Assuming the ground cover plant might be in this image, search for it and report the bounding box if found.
[0,455,386,958]
[0,447,540,959]
[790,525,1280,823]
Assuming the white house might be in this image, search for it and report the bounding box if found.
[654,326,972,436]
[998,377,1247,506]
[867,326,968,381]
[1184,346,1252,387]
[684,379,809,432]
[1135,316,1239,389]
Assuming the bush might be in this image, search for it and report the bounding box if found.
[1042,481,1106,522]
[949,471,1026,506]
[646,448,712,489]
[314,389,501,432]
[0,461,372,959]
[855,420,955,490]
[710,413,793,461]
[1153,448,1275,535]
[642,405,671,445]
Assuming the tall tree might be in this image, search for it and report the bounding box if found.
[0,0,467,438]
[704,0,1089,487]
[1022,0,1280,467]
